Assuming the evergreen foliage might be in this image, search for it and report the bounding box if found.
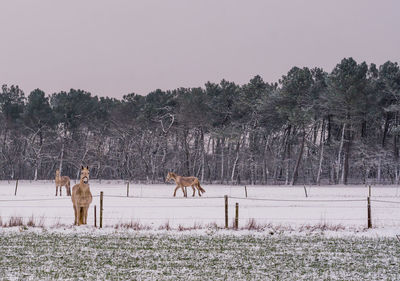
[1,58,400,184]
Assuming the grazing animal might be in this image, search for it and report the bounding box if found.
[166,172,205,197]
[71,166,92,225]
[55,169,71,196]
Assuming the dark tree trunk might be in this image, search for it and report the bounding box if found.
[291,129,305,186]
[184,130,190,176]
[343,123,351,185]
[316,119,326,185]
[284,125,292,185]
[382,112,390,147]
[327,115,331,144]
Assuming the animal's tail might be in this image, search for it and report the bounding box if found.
[196,181,205,193]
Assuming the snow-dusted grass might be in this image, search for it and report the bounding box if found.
[0,230,399,280]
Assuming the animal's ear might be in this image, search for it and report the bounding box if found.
[86,166,89,170]
[81,166,84,170]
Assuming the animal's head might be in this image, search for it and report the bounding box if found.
[56,169,60,176]
[166,172,172,182]
[80,166,89,184]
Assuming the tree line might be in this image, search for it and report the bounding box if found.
[1,57,400,185]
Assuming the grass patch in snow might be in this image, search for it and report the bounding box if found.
[0,215,45,228]
[0,231,399,280]
[113,220,151,231]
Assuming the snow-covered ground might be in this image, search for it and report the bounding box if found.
[1,180,400,233]
[1,181,400,280]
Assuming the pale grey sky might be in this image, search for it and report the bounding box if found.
[1,0,399,98]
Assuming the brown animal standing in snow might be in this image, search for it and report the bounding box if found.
[166,172,205,197]
[55,169,71,196]
[71,166,92,225]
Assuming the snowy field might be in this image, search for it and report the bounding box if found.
[1,180,400,232]
[1,181,400,280]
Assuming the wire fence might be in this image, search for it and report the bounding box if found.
[1,192,400,227]
[1,194,399,204]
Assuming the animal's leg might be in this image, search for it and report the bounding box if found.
[67,184,71,196]
[56,185,58,196]
[60,186,62,196]
[183,186,187,197]
[76,206,81,226]
[83,207,88,224]
[173,185,180,197]
[81,207,85,225]
[196,185,201,196]
[80,207,85,225]
[82,207,86,224]
[73,205,77,225]
[198,183,205,195]
[191,185,196,196]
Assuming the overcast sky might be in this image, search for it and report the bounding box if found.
[1,0,399,98]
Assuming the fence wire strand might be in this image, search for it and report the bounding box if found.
[1,191,399,226]
[371,199,400,204]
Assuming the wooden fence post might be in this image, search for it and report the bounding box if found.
[94,205,97,227]
[244,186,248,198]
[235,202,239,230]
[225,195,228,229]
[14,179,18,196]
[368,185,371,197]
[303,185,308,198]
[100,192,103,229]
[367,196,372,229]
[127,182,130,197]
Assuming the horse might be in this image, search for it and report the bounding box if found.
[71,166,92,225]
[165,172,205,197]
[55,169,71,196]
